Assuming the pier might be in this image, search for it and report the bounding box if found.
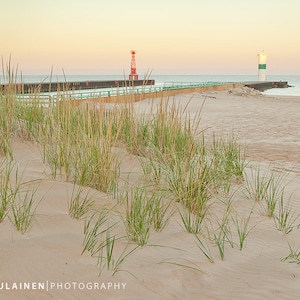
[1,79,289,94]
[1,79,155,94]
[1,79,291,107]
[243,81,290,91]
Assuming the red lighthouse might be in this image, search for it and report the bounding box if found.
[129,50,138,80]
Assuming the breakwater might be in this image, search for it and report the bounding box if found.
[1,79,155,93]
[4,79,291,107]
[243,81,289,91]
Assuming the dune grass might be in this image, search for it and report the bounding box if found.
[68,184,95,220]
[282,242,300,264]
[0,159,13,222]
[9,187,41,234]
[193,233,214,263]
[0,157,42,233]
[82,210,111,256]
[82,210,139,275]
[244,166,298,232]
[210,134,246,195]
[41,102,120,193]
[121,186,155,246]
[273,193,299,234]
[1,66,298,273]
[213,213,234,260]
[0,78,15,158]
[179,206,206,234]
[232,209,254,250]
[245,167,287,214]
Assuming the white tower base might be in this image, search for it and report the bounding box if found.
[258,69,266,81]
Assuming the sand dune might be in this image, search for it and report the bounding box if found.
[1,88,300,299]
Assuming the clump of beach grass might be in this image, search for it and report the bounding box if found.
[0,59,18,158]
[179,205,207,234]
[232,209,254,250]
[9,186,41,234]
[151,191,173,232]
[245,166,290,218]
[263,171,289,218]
[0,159,14,222]
[282,242,300,264]
[161,148,213,216]
[37,100,121,194]
[7,163,42,233]
[121,185,154,246]
[118,104,150,156]
[193,233,214,263]
[138,152,164,186]
[273,193,299,234]
[82,210,114,273]
[0,154,42,233]
[244,166,268,203]
[209,133,246,195]
[82,210,112,256]
[68,184,95,220]
[213,213,234,260]
[82,210,139,275]
[150,99,198,159]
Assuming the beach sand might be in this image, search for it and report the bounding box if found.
[1,88,300,299]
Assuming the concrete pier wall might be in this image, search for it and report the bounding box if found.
[1,79,155,93]
[244,81,289,91]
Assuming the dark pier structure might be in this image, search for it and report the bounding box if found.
[243,81,290,91]
[1,79,155,94]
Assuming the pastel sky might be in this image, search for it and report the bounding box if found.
[2,0,300,75]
